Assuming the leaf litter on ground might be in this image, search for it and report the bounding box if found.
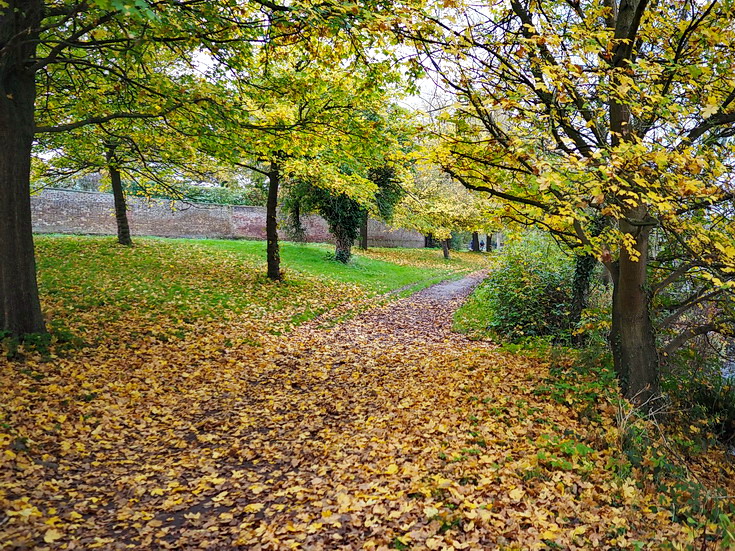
[1,237,733,550]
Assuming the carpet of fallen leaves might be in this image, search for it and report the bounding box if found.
[2,251,734,549]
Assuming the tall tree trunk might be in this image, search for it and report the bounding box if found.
[359,211,368,250]
[607,213,660,407]
[605,1,659,407]
[334,232,353,263]
[266,161,281,281]
[442,238,450,260]
[0,1,46,337]
[471,232,480,252]
[106,146,132,246]
[425,233,435,248]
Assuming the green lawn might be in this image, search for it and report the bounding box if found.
[31,235,486,348]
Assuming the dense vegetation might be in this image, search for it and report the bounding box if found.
[455,233,577,343]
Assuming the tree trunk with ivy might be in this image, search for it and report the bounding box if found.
[569,253,597,346]
[334,231,353,263]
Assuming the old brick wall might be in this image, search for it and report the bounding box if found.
[31,189,425,248]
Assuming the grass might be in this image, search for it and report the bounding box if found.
[26,235,486,351]
[453,277,495,339]
[202,239,486,292]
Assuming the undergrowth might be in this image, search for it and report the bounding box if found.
[532,347,735,546]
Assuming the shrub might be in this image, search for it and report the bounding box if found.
[470,232,575,342]
[663,359,735,448]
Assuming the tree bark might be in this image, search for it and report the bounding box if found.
[471,232,480,252]
[442,238,450,259]
[604,1,659,407]
[266,161,281,281]
[334,232,353,263]
[0,0,46,337]
[425,234,435,248]
[607,212,660,407]
[106,145,132,246]
[359,211,368,250]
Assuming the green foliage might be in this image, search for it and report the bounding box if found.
[450,231,471,251]
[369,166,404,222]
[532,348,735,540]
[663,362,735,448]
[534,348,617,423]
[284,181,365,263]
[91,0,157,19]
[455,233,574,342]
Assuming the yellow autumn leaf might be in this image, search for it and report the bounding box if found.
[424,506,439,518]
[508,487,525,501]
[243,503,264,513]
[44,529,64,543]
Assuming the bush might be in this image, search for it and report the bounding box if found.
[458,232,575,342]
[663,359,735,448]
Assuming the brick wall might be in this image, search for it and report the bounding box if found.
[31,189,425,248]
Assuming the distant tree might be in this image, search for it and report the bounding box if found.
[283,161,408,263]
[198,42,406,278]
[394,160,493,260]
[304,184,365,263]
[471,232,480,252]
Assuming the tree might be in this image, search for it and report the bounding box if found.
[32,43,219,247]
[1,0,46,335]
[394,160,492,260]
[1,0,399,335]
[198,41,407,277]
[404,0,735,406]
[359,166,405,250]
[35,116,210,247]
[292,182,366,262]
[1,0,275,336]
